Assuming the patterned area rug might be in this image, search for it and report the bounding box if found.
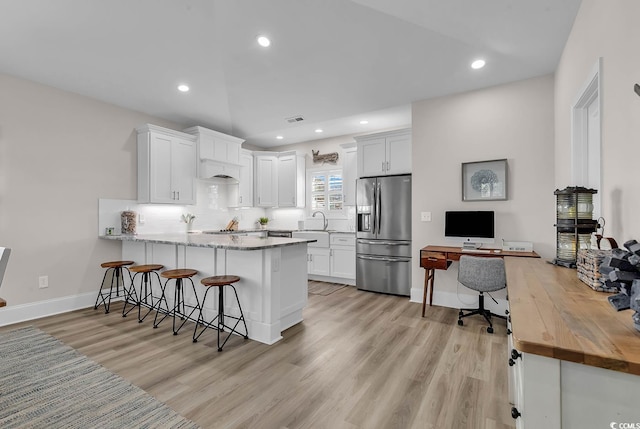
[0,326,198,429]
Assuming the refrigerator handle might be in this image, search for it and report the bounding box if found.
[357,255,410,262]
[376,182,382,234]
[372,183,377,235]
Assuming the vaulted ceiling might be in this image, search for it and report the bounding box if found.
[0,0,582,147]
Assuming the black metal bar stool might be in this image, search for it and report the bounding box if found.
[153,268,201,335]
[94,260,134,314]
[123,264,164,322]
[193,275,248,352]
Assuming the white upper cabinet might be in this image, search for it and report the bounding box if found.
[238,149,253,208]
[137,124,197,204]
[340,143,357,206]
[355,129,411,177]
[254,151,305,208]
[254,153,279,207]
[184,126,243,165]
[183,126,244,180]
[277,152,305,208]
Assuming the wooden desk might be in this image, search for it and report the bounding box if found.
[419,245,539,316]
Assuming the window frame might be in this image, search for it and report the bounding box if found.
[306,166,346,218]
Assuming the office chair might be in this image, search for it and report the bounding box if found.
[457,255,507,334]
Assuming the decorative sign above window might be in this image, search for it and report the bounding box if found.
[312,150,339,164]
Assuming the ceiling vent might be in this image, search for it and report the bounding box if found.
[285,115,305,123]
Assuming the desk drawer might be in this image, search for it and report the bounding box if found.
[420,251,449,270]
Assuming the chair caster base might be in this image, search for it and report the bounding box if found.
[487,327,494,334]
[244,336,248,340]
[218,348,222,352]
[458,319,463,326]
[173,332,178,336]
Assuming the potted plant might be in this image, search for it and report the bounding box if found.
[258,217,269,230]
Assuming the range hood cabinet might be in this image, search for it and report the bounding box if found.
[199,159,240,183]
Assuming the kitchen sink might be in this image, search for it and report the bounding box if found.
[291,230,329,247]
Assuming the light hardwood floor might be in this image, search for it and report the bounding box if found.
[1,283,515,429]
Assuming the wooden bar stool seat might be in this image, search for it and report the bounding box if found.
[193,275,248,352]
[153,268,201,335]
[123,264,164,322]
[94,260,134,314]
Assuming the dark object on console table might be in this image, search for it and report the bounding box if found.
[552,187,598,268]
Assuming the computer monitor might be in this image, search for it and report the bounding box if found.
[444,211,495,249]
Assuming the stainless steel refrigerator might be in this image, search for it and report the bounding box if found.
[356,174,411,296]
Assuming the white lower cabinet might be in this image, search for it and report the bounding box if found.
[329,234,355,280]
[308,247,330,276]
[330,248,355,279]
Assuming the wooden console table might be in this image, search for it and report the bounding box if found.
[420,245,539,316]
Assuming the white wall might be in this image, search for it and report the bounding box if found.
[555,0,640,242]
[0,73,181,308]
[411,75,556,307]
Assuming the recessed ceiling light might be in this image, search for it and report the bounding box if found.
[315,129,323,133]
[177,84,190,92]
[257,36,271,47]
[471,59,486,70]
[360,120,369,125]
[276,135,283,140]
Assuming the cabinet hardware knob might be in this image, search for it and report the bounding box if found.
[508,358,516,367]
[505,309,510,315]
[507,328,512,335]
[511,349,522,360]
[381,161,385,172]
[511,407,521,419]
[386,161,390,170]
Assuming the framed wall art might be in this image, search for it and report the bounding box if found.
[462,159,508,201]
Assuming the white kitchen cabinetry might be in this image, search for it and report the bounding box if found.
[308,248,331,276]
[137,124,197,204]
[238,149,253,207]
[329,233,356,279]
[278,152,305,208]
[184,126,243,181]
[228,149,254,208]
[254,151,305,208]
[340,143,357,206]
[293,232,355,284]
[254,153,278,207]
[356,129,411,177]
[184,126,243,165]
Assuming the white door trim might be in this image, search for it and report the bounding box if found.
[571,57,602,218]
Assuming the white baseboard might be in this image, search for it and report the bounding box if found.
[410,287,508,314]
[308,274,356,286]
[0,292,106,326]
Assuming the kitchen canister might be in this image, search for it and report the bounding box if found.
[121,210,137,235]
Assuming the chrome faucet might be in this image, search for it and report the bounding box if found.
[312,211,328,230]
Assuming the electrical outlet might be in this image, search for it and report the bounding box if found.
[38,275,49,289]
[420,211,432,222]
[138,213,145,224]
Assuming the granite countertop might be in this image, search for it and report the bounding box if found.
[101,233,316,250]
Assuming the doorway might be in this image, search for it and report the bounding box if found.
[571,58,602,218]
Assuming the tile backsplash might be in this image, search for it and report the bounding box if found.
[99,179,356,235]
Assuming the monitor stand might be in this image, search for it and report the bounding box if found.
[462,242,480,250]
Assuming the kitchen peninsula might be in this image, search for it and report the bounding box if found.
[101,233,313,345]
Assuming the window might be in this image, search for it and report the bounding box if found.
[308,168,344,214]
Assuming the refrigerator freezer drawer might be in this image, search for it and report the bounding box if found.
[356,255,411,296]
[356,239,411,258]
